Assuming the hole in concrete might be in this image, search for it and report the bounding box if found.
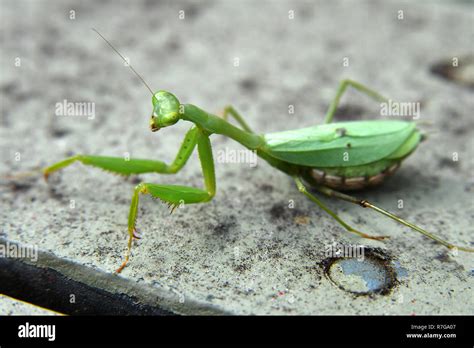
[322,248,401,296]
[430,56,474,89]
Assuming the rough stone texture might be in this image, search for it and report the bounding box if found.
[0,0,473,314]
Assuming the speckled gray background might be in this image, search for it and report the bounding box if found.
[0,0,473,314]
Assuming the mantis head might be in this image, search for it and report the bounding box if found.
[91,30,182,132]
[150,91,181,131]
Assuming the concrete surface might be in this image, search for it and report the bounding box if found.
[0,0,473,314]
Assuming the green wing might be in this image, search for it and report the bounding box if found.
[263,120,420,167]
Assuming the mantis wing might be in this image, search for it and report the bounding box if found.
[263,120,421,167]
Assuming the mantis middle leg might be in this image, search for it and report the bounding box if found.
[221,105,254,133]
[324,79,389,124]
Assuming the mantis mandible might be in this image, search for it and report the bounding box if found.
[41,30,474,273]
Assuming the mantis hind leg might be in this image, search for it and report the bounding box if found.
[315,185,474,253]
[221,105,254,133]
[324,79,389,124]
[117,130,216,273]
[293,177,389,241]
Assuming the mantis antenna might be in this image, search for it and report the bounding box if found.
[92,28,154,96]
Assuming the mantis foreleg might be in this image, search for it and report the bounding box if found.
[43,126,200,179]
[41,126,217,273]
[117,129,216,273]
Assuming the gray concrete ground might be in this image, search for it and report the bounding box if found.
[0,0,473,314]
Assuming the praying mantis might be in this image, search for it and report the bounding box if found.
[40,30,474,273]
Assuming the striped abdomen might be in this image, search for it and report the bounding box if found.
[309,162,400,191]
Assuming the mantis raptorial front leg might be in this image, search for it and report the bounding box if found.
[293,177,389,241]
[324,79,389,124]
[43,126,200,179]
[118,130,216,273]
[315,185,474,252]
[43,126,217,273]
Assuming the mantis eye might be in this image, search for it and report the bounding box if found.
[151,90,181,130]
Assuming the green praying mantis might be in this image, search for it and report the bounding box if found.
[40,30,473,273]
